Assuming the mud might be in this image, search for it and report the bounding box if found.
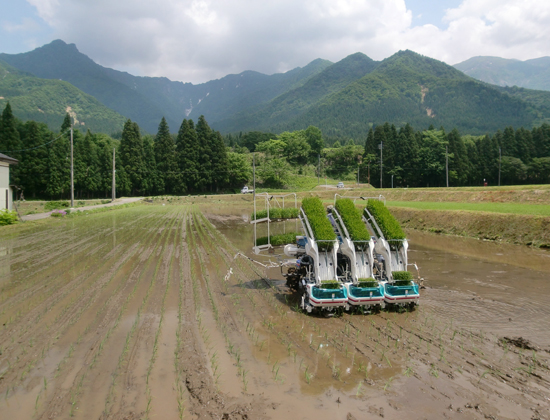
[0,203,549,420]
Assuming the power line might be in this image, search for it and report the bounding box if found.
[0,130,69,153]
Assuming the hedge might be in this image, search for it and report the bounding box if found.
[252,207,299,221]
[365,199,406,240]
[255,232,301,246]
[301,197,336,246]
[334,198,370,241]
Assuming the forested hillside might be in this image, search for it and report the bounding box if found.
[4,40,550,138]
[217,51,545,137]
[0,40,331,133]
[0,60,126,134]
[454,56,550,91]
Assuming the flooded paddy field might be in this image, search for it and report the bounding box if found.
[1,203,549,419]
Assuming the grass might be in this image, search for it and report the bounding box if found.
[387,200,550,217]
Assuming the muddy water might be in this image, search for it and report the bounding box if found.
[2,204,549,420]
[407,230,550,348]
[211,210,550,350]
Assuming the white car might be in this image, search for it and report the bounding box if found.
[337,182,344,188]
[241,186,254,194]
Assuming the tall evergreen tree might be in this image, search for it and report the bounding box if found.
[0,102,22,184]
[364,127,376,156]
[397,124,419,187]
[154,117,179,194]
[75,130,101,198]
[447,128,468,186]
[142,135,160,195]
[501,126,518,157]
[47,117,71,198]
[515,127,535,163]
[19,121,49,197]
[210,130,229,191]
[176,119,199,193]
[120,120,144,195]
[196,115,213,192]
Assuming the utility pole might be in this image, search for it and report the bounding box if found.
[253,153,256,247]
[112,148,116,202]
[317,153,321,185]
[70,123,74,208]
[498,147,501,186]
[357,165,360,185]
[379,142,383,189]
[446,145,449,188]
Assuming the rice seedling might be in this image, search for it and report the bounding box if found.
[383,376,394,391]
[304,366,312,384]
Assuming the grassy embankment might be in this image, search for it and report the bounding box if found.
[380,187,550,248]
[309,185,550,247]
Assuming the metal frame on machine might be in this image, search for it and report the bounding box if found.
[251,192,298,254]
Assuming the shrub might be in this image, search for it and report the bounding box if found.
[50,209,67,218]
[365,199,405,240]
[301,197,336,247]
[334,198,370,241]
[255,232,301,246]
[251,207,299,220]
[0,209,18,226]
[44,201,70,211]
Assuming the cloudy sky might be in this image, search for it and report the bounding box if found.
[1,0,549,84]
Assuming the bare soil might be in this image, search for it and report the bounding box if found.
[0,203,549,420]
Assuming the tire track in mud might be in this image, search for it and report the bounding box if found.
[172,207,265,419]
[194,211,348,396]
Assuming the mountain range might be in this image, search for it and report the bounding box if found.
[2,40,550,137]
[454,56,550,91]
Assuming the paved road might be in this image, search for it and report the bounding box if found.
[21,197,143,221]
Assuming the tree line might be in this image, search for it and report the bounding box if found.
[225,122,550,188]
[1,99,550,199]
[0,103,250,199]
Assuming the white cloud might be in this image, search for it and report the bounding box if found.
[2,17,41,33]
[24,0,550,83]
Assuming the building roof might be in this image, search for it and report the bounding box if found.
[0,152,18,165]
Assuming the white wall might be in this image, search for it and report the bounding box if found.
[0,163,12,210]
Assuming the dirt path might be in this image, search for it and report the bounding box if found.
[20,197,143,221]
